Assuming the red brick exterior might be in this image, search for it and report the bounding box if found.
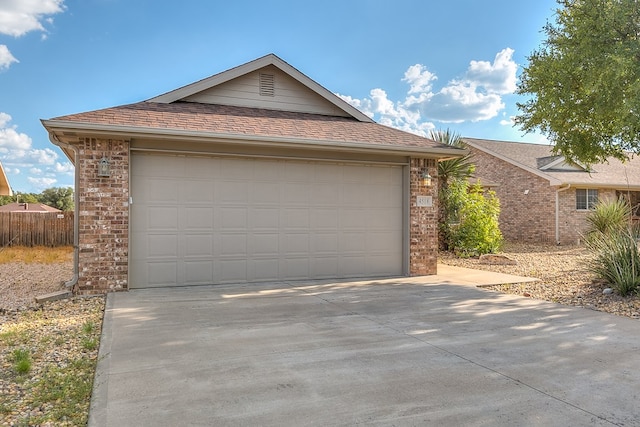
[409,158,438,275]
[75,138,129,294]
[469,146,616,245]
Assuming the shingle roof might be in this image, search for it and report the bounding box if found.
[47,101,463,153]
[465,137,640,189]
[0,202,61,212]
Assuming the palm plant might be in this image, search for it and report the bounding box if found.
[429,129,475,250]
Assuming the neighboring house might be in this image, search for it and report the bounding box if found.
[464,137,640,245]
[0,202,61,213]
[0,161,12,196]
[41,54,465,294]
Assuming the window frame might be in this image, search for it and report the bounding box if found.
[576,188,598,210]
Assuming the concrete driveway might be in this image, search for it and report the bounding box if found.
[90,267,640,426]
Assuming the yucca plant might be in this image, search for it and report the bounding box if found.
[585,198,632,238]
[586,225,640,296]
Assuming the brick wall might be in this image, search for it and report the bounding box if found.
[75,138,129,294]
[469,146,618,244]
[557,188,617,245]
[470,147,556,243]
[409,157,438,275]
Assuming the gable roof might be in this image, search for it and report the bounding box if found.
[42,54,466,162]
[465,137,640,189]
[0,161,12,196]
[0,202,61,213]
[148,54,374,122]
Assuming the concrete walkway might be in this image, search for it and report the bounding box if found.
[90,266,640,426]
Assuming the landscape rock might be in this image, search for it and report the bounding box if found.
[478,254,517,265]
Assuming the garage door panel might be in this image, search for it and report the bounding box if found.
[250,233,279,255]
[183,180,214,203]
[184,261,213,285]
[131,154,404,288]
[147,179,180,203]
[220,233,247,256]
[147,207,178,230]
[283,208,310,228]
[147,235,178,258]
[311,209,338,228]
[311,257,339,277]
[251,182,280,204]
[248,259,279,282]
[220,207,247,229]
[147,262,178,286]
[282,257,310,279]
[313,233,338,253]
[283,233,310,255]
[185,234,213,257]
[220,260,247,283]
[250,208,279,229]
[184,207,214,229]
[340,209,368,229]
[216,181,248,203]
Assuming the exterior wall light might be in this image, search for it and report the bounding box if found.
[421,169,432,187]
[98,155,111,177]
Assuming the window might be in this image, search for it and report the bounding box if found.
[576,189,598,210]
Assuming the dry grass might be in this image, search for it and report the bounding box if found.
[0,246,73,265]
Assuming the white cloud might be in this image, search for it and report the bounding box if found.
[465,48,518,95]
[0,45,18,70]
[0,113,64,191]
[500,116,516,126]
[0,0,65,37]
[339,48,518,131]
[27,176,57,189]
[0,0,65,70]
[0,113,33,156]
[402,64,437,95]
[55,161,74,174]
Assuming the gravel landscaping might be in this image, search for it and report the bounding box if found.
[439,242,640,319]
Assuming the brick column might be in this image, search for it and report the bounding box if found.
[76,138,129,293]
[409,157,438,275]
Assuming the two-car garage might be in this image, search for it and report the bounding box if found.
[129,152,405,288]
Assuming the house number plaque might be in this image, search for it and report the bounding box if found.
[416,196,432,207]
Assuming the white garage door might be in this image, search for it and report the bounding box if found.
[130,153,404,288]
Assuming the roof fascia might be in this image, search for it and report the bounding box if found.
[0,160,12,196]
[146,53,374,123]
[464,139,563,186]
[42,120,466,160]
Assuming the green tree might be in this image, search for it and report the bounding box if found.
[38,187,74,211]
[429,129,474,250]
[516,0,640,165]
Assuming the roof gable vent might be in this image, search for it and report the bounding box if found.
[259,73,275,96]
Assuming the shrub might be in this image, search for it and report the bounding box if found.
[447,182,503,257]
[585,198,632,238]
[586,225,640,296]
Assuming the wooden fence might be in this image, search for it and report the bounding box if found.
[0,212,74,247]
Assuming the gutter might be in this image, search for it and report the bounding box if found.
[555,184,572,245]
[47,132,79,290]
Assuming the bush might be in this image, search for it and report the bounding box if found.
[586,225,640,296]
[585,198,632,238]
[447,182,503,257]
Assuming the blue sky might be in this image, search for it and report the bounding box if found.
[0,0,558,193]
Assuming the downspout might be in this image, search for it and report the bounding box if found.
[555,184,571,245]
[47,133,79,290]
